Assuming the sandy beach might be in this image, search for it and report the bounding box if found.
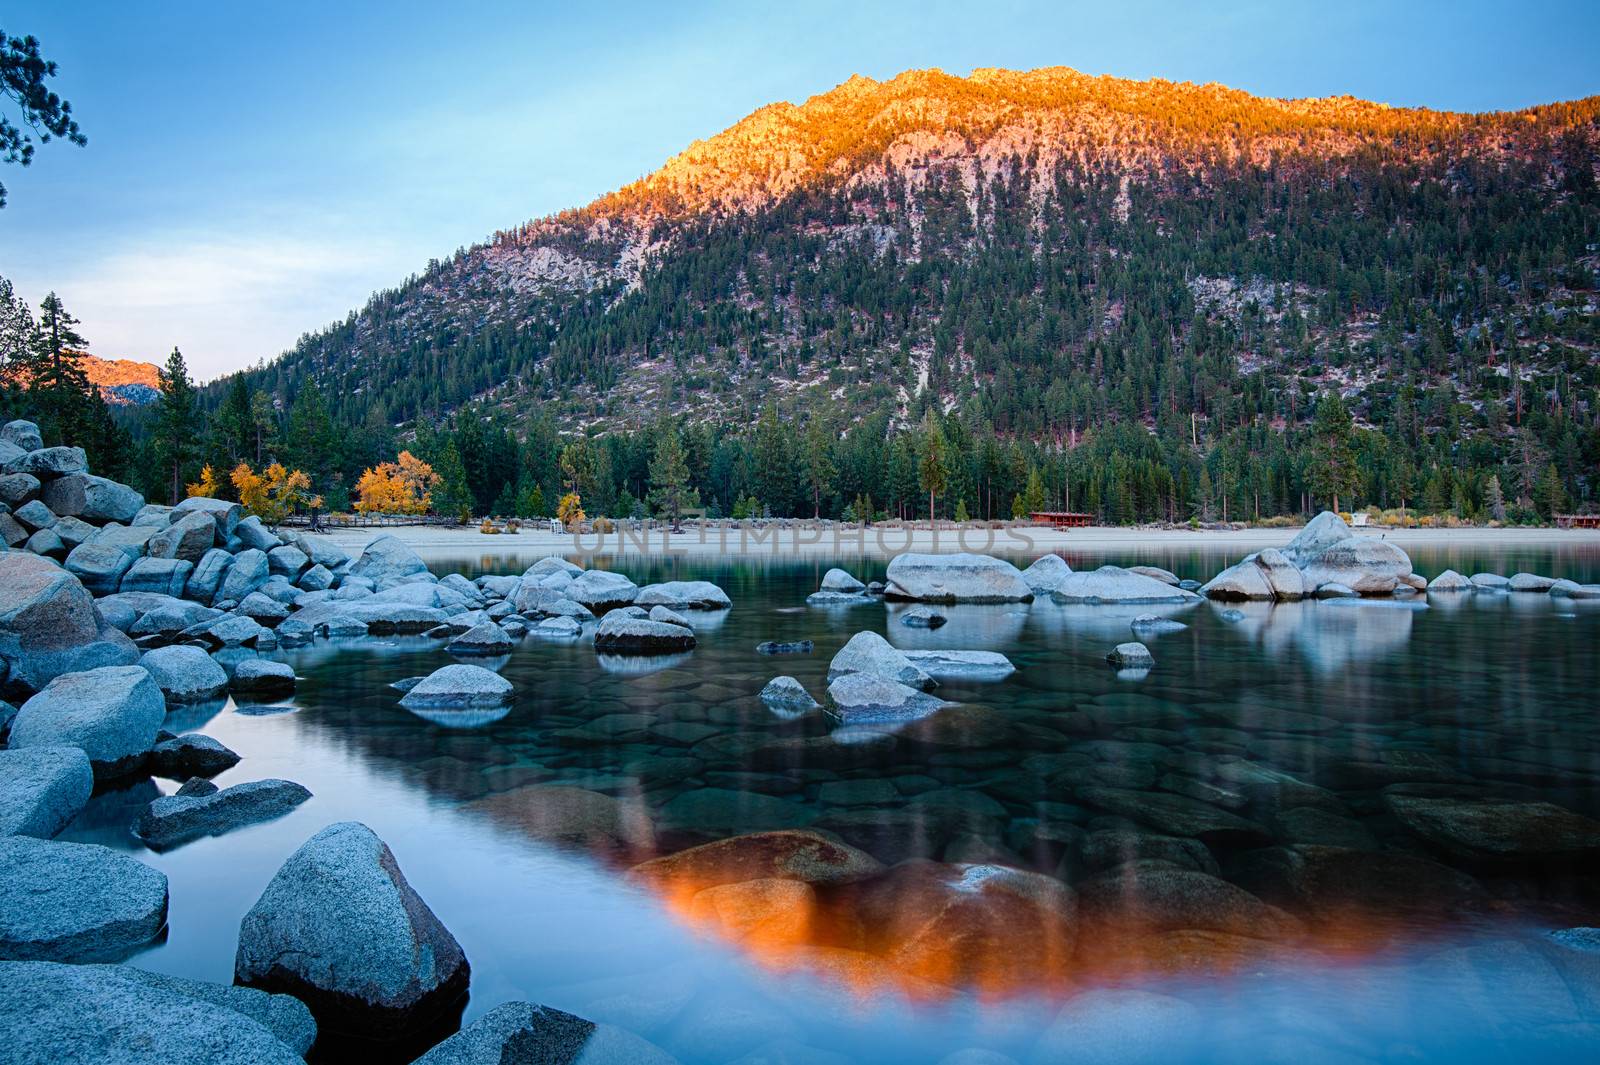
[314,520,1600,562]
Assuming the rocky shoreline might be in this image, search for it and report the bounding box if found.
[4,417,1599,1062]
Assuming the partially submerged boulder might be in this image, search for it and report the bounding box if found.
[567,569,640,612]
[234,821,470,1039]
[592,611,696,653]
[412,1001,678,1065]
[828,630,934,688]
[634,580,732,610]
[133,779,311,851]
[0,836,168,961]
[1021,554,1073,595]
[1201,549,1305,601]
[826,672,949,724]
[398,664,514,708]
[884,552,1032,603]
[147,733,240,779]
[1426,569,1471,592]
[900,649,1016,682]
[819,568,867,594]
[446,621,515,657]
[759,676,819,712]
[1054,565,1202,605]
[1106,642,1155,669]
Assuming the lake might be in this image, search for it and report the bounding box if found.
[60,545,1600,1064]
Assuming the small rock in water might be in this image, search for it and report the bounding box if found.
[412,1000,677,1065]
[399,664,514,708]
[647,604,693,629]
[389,675,425,692]
[900,606,947,628]
[1218,609,1245,623]
[757,640,814,655]
[147,733,240,780]
[1106,642,1154,669]
[133,778,311,851]
[1130,614,1187,636]
[760,676,820,712]
[446,621,515,657]
[232,658,297,695]
[531,616,582,639]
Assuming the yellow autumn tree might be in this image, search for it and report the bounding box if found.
[231,462,320,525]
[185,464,220,498]
[556,491,585,530]
[354,451,438,514]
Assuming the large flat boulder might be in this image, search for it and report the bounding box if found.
[825,672,949,724]
[0,747,93,839]
[398,664,514,708]
[8,665,165,777]
[133,778,311,851]
[901,649,1016,681]
[1053,565,1202,605]
[884,552,1032,603]
[171,495,243,538]
[828,630,935,688]
[592,611,695,653]
[0,959,312,1064]
[0,836,168,961]
[413,1001,679,1065]
[234,821,470,1038]
[567,569,640,611]
[634,580,732,610]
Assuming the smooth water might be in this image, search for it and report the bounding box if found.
[60,546,1600,1064]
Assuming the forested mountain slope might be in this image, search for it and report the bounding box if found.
[219,66,1600,517]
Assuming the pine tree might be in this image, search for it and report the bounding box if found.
[1485,473,1507,523]
[648,417,690,529]
[803,415,836,518]
[918,410,949,523]
[154,346,201,504]
[1305,395,1359,513]
[752,404,793,516]
[430,440,472,521]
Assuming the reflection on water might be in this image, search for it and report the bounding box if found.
[57,546,1600,1063]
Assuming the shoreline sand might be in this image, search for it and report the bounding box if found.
[312,521,1600,562]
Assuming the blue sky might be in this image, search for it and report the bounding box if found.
[3,0,1597,380]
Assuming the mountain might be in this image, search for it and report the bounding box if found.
[218,65,1599,511]
[77,353,162,405]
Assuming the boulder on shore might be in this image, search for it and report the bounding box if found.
[234,821,470,1039]
[139,645,229,703]
[8,666,165,778]
[0,959,315,1064]
[884,552,1033,603]
[0,747,93,839]
[1,552,138,690]
[0,835,168,962]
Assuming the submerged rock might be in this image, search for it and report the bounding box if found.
[0,836,168,961]
[134,778,311,850]
[1130,614,1187,636]
[899,605,947,628]
[234,821,469,1039]
[413,1000,678,1065]
[884,552,1033,603]
[901,649,1016,681]
[757,639,814,654]
[631,830,884,890]
[465,785,655,858]
[1385,795,1600,861]
[0,747,93,839]
[806,589,877,606]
